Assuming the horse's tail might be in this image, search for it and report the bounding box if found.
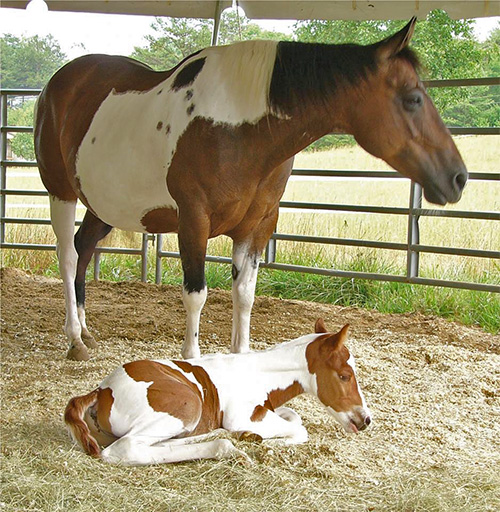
[64,389,101,458]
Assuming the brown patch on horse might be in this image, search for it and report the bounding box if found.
[174,361,224,435]
[266,381,305,410]
[96,387,114,434]
[250,405,269,422]
[141,207,178,233]
[167,117,294,243]
[124,360,204,429]
[251,381,304,422]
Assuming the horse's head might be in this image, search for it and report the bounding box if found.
[347,17,467,205]
[306,319,372,434]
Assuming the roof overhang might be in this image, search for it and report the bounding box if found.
[1,0,498,20]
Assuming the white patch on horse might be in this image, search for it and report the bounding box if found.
[192,335,315,432]
[75,40,279,232]
[101,366,189,439]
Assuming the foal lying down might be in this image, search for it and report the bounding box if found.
[65,319,371,465]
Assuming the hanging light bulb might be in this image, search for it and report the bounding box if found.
[26,0,49,14]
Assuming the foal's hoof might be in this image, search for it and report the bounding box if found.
[82,332,98,349]
[237,431,264,444]
[66,343,90,361]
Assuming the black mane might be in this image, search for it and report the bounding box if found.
[269,41,419,115]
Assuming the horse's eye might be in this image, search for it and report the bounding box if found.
[403,90,424,112]
[339,374,351,382]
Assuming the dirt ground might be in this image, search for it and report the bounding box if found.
[1,267,499,511]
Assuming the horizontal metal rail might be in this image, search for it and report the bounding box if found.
[1,86,499,293]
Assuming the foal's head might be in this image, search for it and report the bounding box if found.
[344,18,467,205]
[306,319,371,434]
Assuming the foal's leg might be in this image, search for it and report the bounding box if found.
[178,213,210,359]
[73,211,112,348]
[236,409,308,445]
[49,197,88,361]
[101,435,247,466]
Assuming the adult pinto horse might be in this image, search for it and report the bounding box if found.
[35,18,467,361]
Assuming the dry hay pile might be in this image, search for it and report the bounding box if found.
[1,267,499,512]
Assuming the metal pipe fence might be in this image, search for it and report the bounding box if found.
[1,81,499,293]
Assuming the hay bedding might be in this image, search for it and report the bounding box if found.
[1,267,499,512]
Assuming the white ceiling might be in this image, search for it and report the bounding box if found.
[1,0,498,20]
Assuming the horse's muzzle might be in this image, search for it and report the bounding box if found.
[424,165,468,205]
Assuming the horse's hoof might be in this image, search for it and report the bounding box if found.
[67,344,90,361]
[82,332,98,349]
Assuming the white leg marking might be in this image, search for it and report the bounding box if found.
[77,305,97,348]
[275,406,303,425]
[231,244,259,354]
[49,197,88,360]
[237,411,308,446]
[182,286,207,359]
[101,435,248,466]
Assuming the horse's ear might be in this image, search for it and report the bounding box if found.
[323,324,349,351]
[376,17,417,61]
[315,318,328,333]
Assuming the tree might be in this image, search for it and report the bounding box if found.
[8,100,36,161]
[0,33,67,89]
[131,9,290,70]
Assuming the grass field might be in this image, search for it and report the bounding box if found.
[2,135,499,332]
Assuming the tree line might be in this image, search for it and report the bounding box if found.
[2,8,498,159]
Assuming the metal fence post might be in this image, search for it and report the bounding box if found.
[141,233,149,282]
[264,235,277,265]
[155,234,163,284]
[0,93,8,246]
[93,252,100,281]
[407,181,422,281]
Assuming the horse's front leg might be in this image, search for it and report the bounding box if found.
[178,213,209,359]
[231,209,279,353]
[230,242,260,354]
[235,408,308,445]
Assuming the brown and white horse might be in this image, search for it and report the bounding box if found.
[65,319,371,465]
[35,18,467,360]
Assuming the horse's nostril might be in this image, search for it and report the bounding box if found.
[365,416,372,426]
[454,170,467,191]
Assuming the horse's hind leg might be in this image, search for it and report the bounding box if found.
[74,210,113,349]
[49,197,89,361]
[101,435,246,466]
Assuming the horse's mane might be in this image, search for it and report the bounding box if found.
[269,41,420,116]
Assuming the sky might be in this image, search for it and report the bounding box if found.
[0,1,498,60]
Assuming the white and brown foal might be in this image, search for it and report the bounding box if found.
[65,320,371,465]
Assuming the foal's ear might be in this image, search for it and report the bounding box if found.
[376,17,417,61]
[315,318,328,333]
[324,324,349,351]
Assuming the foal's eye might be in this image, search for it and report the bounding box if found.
[403,90,424,112]
[339,374,351,382]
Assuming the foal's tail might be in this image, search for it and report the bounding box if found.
[64,389,101,458]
